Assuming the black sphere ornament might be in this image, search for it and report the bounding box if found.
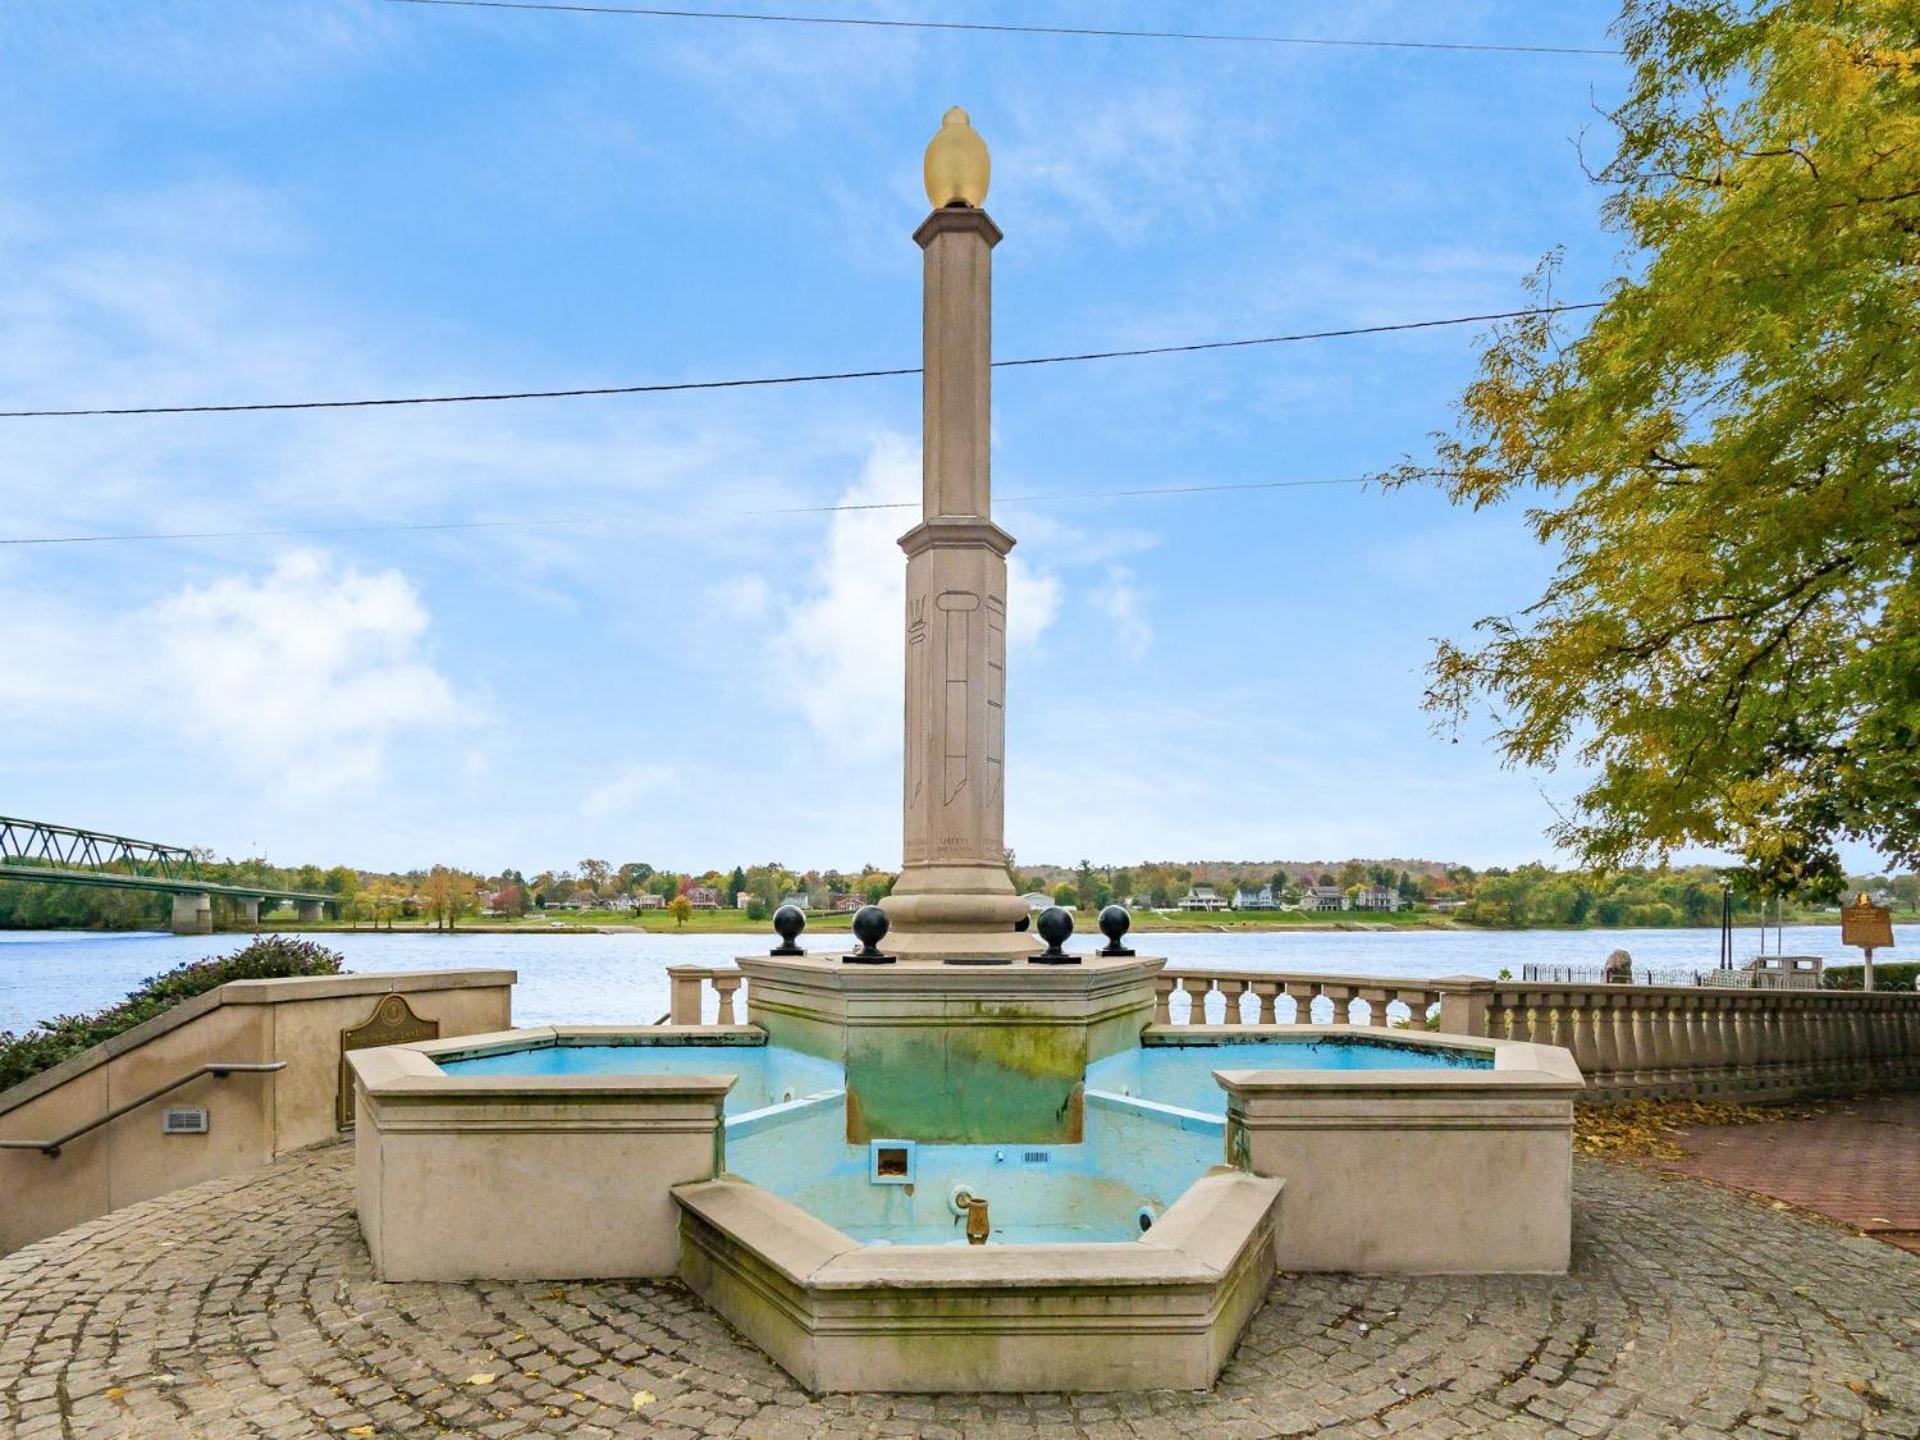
[1097,903,1135,956]
[846,904,895,964]
[1032,905,1079,964]
[770,903,807,956]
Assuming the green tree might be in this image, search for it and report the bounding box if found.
[669,894,693,927]
[1393,1,1920,888]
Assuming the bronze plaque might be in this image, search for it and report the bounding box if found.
[1841,892,1895,952]
[338,994,439,1129]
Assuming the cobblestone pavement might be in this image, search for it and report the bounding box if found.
[2,1144,1916,1440]
[1658,1095,1920,1253]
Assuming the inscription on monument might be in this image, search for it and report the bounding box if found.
[337,994,439,1129]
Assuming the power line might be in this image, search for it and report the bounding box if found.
[0,303,1601,419]
[383,0,1622,57]
[0,477,1373,547]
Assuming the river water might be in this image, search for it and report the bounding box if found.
[2,924,1912,1034]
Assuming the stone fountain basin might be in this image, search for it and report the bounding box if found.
[674,1164,1282,1393]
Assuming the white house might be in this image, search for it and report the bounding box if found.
[1020,891,1054,911]
[1178,886,1227,912]
[1232,883,1277,910]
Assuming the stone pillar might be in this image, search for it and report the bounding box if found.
[296,898,325,924]
[236,897,260,928]
[170,892,212,936]
[881,114,1034,961]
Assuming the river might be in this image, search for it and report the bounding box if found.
[2,924,1912,1034]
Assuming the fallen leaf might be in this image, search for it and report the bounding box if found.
[465,1373,497,1386]
[347,1428,376,1437]
[104,1388,127,1402]
[632,1390,656,1409]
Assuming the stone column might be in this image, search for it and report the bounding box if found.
[170,892,212,936]
[882,112,1034,960]
[236,896,260,928]
[296,898,325,924]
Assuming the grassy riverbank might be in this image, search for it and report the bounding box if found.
[256,908,1460,937]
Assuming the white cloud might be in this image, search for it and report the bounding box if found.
[1091,566,1151,660]
[580,762,678,819]
[772,432,1061,752]
[0,550,471,792]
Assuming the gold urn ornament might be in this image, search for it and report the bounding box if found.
[924,106,990,209]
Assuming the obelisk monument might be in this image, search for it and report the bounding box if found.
[881,108,1037,959]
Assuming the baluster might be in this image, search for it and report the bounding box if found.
[1285,982,1315,1026]
[1250,980,1281,1025]
[711,974,743,1026]
[1220,978,1248,1026]
[1153,975,1176,1025]
[1359,988,1388,1027]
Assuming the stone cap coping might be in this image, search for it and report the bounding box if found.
[406,1025,764,1065]
[1142,1023,1501,1057]
[674,1167,1282,1294]
[1199,1025,1584,1097]
[0,968,518,1118]
[735,952,1163,992]
[347,1040,737,1104]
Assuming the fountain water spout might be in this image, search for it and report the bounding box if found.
[965,1196,991,1245]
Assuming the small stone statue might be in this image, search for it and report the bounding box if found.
[1603,949,1634,985]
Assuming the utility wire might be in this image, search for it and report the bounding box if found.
[0,477,1372,547]
[383,0,1622,57]
[0,303,1602,419]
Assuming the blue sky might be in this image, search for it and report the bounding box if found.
[1,1,1665,876]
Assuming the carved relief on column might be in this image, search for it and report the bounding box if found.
[905,592,928,840]
[986,594,1005,821]
[938,590,977,806]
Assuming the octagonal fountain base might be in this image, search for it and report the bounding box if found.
[676,1167,1281,1393]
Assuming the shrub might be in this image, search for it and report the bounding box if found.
[0,937,344,1093]
[1822,962,1920,992]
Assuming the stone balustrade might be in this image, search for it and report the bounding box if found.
[670,961,1920,1105]
[1481,981,1920,1103]
[1152,969,1492,1035]
[666,966,747,1026]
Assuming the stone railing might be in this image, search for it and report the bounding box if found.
[1152,969,1492,1034]
[1483,981,1920,1103]
[666,966,747,1026]
[666,962,1920,1105]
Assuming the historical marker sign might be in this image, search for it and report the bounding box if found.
[338,994,439,1128]
[1841,892,1894,951]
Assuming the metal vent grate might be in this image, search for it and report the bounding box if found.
[162,1107,209,1135]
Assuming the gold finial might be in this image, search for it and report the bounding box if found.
[923,106,990,209]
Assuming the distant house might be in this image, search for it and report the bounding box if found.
[686,886,721,909]
[1178,886,1227,912]
[600,894,637,912]
[1296,884,1348,913]
[1425,897,1464,914]
[1020,891,1054,911]
[782,892,811,911]
[1232,883,1277,910]
[1352,884,1402,912]
[633,893,665,910]
[829,892,862,913]
[734,892,753,910]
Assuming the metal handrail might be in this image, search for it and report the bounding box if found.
[0,1061,285,1156]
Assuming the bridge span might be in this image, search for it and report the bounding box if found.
[0,816,336,934]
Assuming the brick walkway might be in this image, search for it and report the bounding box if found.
[1659,1094,1920,1253]
[2,1143,1917,1439]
